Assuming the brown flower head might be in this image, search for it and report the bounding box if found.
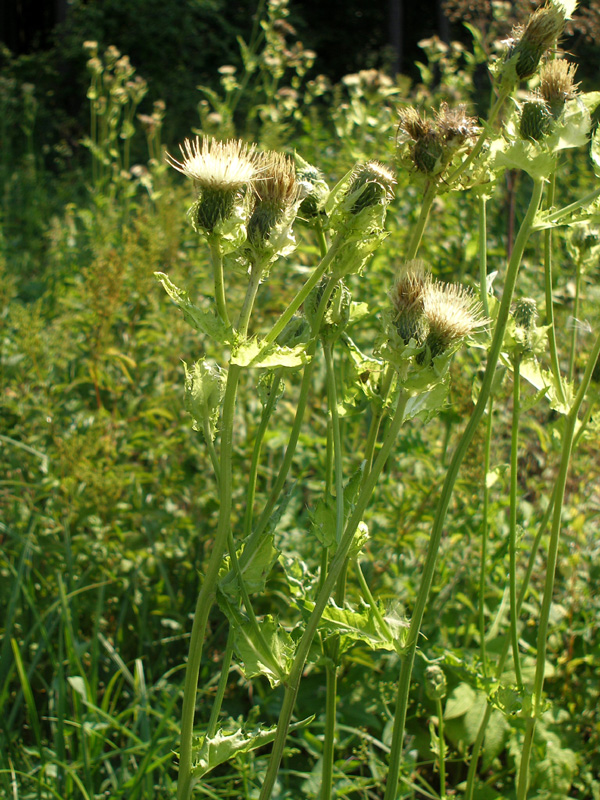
[539,58,579,117]
[389,260,431,345]
[247,151,299,247]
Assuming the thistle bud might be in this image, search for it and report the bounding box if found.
[344,161,396,214]
[539,59,579,118]
[425,665,447,701]
[513,297,538,330]
[519,97,553,142]
[511,2,566,81]
[304,278,351,338]
[389,261,430,346]
[295,154,329,222]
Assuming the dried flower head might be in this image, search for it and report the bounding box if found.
[390,261,431,345]
[247,151,299,246]
[397,107,436,142]
[511,2,567,80]
[539,59,579,117]
[421,282,486,360]
[167,137,256,234]
[519,95,553,141]
[435,102,480,143]
[346,161,396,214]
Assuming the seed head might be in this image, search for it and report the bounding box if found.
[435,102,480,144]
[390,261,430,345]
[519,95,553,141]
[539,59,579,117]
[167,136,257,234]
[421,281,486,361]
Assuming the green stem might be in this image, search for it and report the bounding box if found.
[355,560,393,640]
[383,177,545,800]
[177,246,264,800]
[209,238,230,327]
[479,396,494,677]
[177,364,241,800]
[259,232,344,353]
[479,194,489,318]
[568,257,582,384]
[516,330,600,800]
[509,355,524,691]
[319,340,346,800]
[258,390,410,800]
[234,277,340,576]
[226,530,284,681]
[436,697,447,800]
[242,370,283,538]
[539,185,600,227]
[465,364,598,800]
[206,628,235,738]
[405,180,437,261]
[237,259,264,335]
[543,173,566,405]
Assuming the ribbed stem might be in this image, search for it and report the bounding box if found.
[383,177,545,800]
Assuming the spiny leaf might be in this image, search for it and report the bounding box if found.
[155,272,231,342]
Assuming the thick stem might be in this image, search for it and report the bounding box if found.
[405,180,438,261]
[509,355,524,691]
[543,173,566,405]
[209,239,230,328]
[479,396,494,676]
[383,177,545,800]
[258,391,410,800]
[206,628,235,738]
[177,364,241,800]
[516,330,600,800]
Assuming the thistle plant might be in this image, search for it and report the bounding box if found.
[154,3,600,798]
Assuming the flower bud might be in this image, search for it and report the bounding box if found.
[519,97,553,142]
[425,665,447,701]
[247,151,299,251]
[295,154,329,222]
[344,161,396,214]
[513,297,538,330]
[512,3,566,81]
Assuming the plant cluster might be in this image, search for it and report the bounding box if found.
[2,1,600,799]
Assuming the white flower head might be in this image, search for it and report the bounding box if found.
[167,136,257,190]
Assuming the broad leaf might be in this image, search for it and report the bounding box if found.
[231,338,309,368]
[155,272,231,342]
[190,717,312,779]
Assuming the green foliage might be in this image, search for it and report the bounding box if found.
[2,2,600,799]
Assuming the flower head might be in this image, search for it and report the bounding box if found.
[389,260,431,345]
[539,59,579,117]
[247,151,299,248]
[421,281,486,361]
[167,136,256,234]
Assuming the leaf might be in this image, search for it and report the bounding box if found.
[481,710,510,771]
[310,496,337,548]
[155,272,231,342]
[299,598,405,652]
[232,616,295,687]
[546,97,591,153]
[219,532,280,598]
[190,717,312,779]
[403,380,450,424]
[444,682,478,720]
[490,138,556,180]
[231,338,309,368]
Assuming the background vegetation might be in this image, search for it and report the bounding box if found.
[1,1,599,798]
